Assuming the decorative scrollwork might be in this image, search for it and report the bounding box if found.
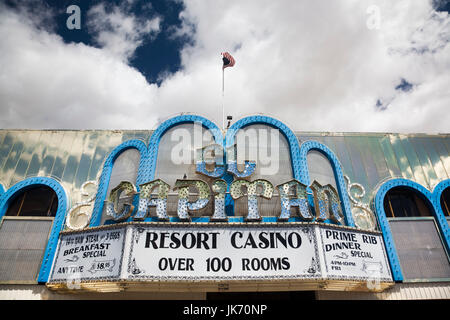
[344,175,377,231]
[352,205,377,231]
[344,175,366,204]
[66,181,98,230]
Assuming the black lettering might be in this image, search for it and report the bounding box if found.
[251,257,260,270]
[231,232,243,249]
[160,232,170,249]
[275,232,287,248]
[210,232,219,249]
[244,233,257,249]
[169,258,177,270]
[269,258,280,270]
[362,235,377,244]
[182,233,196,249]
[186,258,194,271]
[197,232,209,250]
[341,232,351,242]
[242,258,250,270]
[288,232,302,248]
[170,232,181,249]
[159,258,167,270]
[258,232,270,249]
[282,257,290,270]
[179,258,185,270]
[261,258,270,270]
[270,232,275,248]
[145,232,158,249]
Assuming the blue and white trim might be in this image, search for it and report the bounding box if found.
[374,178,450,282]
[299,140,355,227]
[0,177,69,282]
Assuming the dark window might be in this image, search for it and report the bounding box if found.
[440,187,450,217]
[0,185,57,282]
[5,186,57,217]
[383,187,432,218]
[383,186,450,280]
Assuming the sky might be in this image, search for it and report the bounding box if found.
[0,0,449,133]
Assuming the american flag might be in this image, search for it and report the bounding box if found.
[221,52,235,69]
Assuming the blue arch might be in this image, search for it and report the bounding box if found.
[225,115,302,220]
[373,178,444,282]
[0,177,68,283]
[145,114,223,181]
[225,115,302,180]
[432,179,450,253]
[299,140,355,227]
[89,139,150,226]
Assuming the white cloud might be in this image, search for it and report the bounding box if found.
[87,3,161,62]
[0,4,159,129]
[0,0,449,133]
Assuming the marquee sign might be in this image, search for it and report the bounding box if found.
[319,225,392,282]
[51,115,395,291]
[47,223,393,293]
[50,226,126,282]
[126,224,319,281]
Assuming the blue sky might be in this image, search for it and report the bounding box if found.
[5,0,188,84]
[0,0,449,132]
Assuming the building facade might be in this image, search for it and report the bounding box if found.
[0,114,449,300]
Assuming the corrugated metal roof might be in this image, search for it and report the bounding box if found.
[1,129,448,203]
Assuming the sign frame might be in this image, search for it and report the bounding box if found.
[125,223,322,282]
[47,222,395,293]
[49,225,127,283]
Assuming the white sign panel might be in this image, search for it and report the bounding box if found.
[319,226,393,282]
[50,227,126,282]
[125,225,321,281]
[48,223,394,287]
